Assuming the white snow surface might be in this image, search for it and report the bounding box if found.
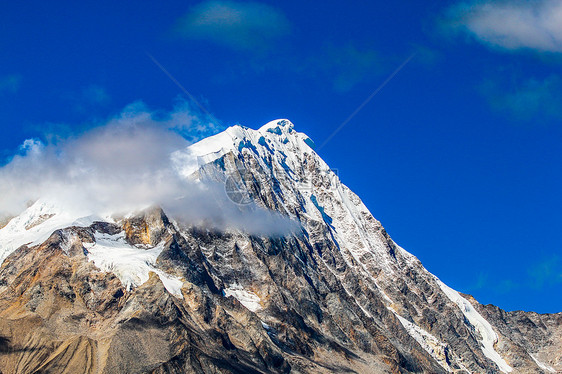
[530,354,556,373]
[0,201,184,298]
[223,284,262,312]
[393,312,453,372]
[84,232,184,298]
[0,199,101,264]
[436,278,513,373]
[173,119,315,177]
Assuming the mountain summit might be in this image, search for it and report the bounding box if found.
[0,120,559,373]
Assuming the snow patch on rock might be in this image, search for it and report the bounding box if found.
[392,311,453,372]
[530,354,556,373]
[84,232,183,298]
[436,278,512,373]
[224,284,262,312]
[0,200,100,264]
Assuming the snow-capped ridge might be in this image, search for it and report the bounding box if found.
[0,199,104,264]
[258,118,294,133]
[174,119,317,179]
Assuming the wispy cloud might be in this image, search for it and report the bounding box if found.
[479,74,562,121]
[176,0,291,52]
[0,101,296,236]
[469,255,561,296]
[528,255,562,289]
[310,44,383,93]
[69,84,111,113]
[0,74,22,94]
[446,0,562,53]
[469,272,519,294]
[0,101,210,215]
[201,39,388,94]
[81,84,110,106]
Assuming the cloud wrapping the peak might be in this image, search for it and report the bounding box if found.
[0,102,298,236]
[447,0,562,53]
[176,0,291,51]
[0,102,199,216]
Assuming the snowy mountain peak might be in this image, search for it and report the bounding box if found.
[174,119,316,179]
[258,118,294,133]
[0,119,558,373]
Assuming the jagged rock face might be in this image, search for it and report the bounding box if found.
[0,222,291,374]
[0,119,559,373]
[469,301,562,373]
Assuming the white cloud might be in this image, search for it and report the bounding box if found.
[480,74,562,120]
[176,0,291,51]
[0,101,297,236]
[448,0,562,52]
[0,102,200,216]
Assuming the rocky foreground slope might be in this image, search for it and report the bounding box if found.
[0,120,559,373]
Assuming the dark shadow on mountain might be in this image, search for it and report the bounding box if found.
[0,335,44,354]
[0,336,10,353]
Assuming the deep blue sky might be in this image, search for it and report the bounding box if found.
[1,1,561,313]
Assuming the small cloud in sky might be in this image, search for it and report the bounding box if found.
[495,279,518,294]
[471,271,489,291]
[0,74,22,94]
[479,74,562,121]
[69,84,111,113]
[82,84,110,105]
[469,272,519,294]
[468,256,561,298]
[205,42,385,93]
[325,45,381,93]
[528,255,562,289]
[176,0,292,52]
[445,0,562,53]
[410,45,441,67]
[305,44,383,93]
